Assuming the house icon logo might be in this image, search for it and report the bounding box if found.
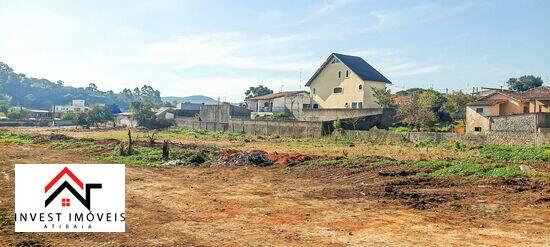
[15,164,126,232]
[44,167,102,210]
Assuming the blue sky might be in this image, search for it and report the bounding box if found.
[0,0,548,101]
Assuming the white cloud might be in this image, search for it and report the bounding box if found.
[293,0,351,25]
[108,32,319,72]
[362,2,477,33]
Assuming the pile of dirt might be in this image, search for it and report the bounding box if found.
[266,152,311,166]
[218,149,272,167]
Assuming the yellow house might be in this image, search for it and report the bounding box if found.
[305,53,392,109]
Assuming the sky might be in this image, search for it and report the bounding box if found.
[0,0,549,102]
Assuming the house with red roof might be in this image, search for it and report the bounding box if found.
[466,86,550,133]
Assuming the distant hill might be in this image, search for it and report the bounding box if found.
[162,95,218,105]
[0,62,162,110]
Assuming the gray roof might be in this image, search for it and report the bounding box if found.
[305,53,391,86]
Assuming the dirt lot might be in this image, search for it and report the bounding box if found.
[0,129,549,246]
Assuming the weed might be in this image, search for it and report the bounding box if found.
[0,133,33,145]
[480,146,549,162]
[431,161,524,178]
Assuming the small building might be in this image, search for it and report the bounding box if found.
[175,102,202,117]
[246,91,311,119]
[54,99,89,113]
[305,53,392,109]
[25,109,51,120]
[155,107,176,120]
[466,86,550,133]
[115,112,138,128]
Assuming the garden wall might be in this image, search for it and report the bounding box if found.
[408,130,549,146]
[175,118,328,137]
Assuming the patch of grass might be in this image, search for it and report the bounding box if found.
[105,147,165,167]
[104,145,217,167]
[480,146,550,162]
[0,132,34,145]
[431,161,524,178]
[292,155,400,169]
[414,160,448,168]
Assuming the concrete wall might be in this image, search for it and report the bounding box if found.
[408,131,549,146]
[175,118,327,137]
[307,56,386,109]
[343,129,405,144]
[296,108,384,121]
[199,104,251,123]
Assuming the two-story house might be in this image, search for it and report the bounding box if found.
[305,53,392,109]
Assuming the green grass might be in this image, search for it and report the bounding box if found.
[0,132,34,144]
[431,161,523,178]
[480,146,550,162]
[414,160,448,168]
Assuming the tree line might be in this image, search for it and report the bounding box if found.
[0,62,162,111]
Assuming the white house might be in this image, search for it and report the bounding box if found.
[246,91,311,119]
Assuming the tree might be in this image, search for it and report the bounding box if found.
[440,91,476,121]
[6,108,27,120]
[86,83,98,91]
[61,112,77,121]
[371,87,395,108]
[245,85,273,99]
[130,100,156,128]
[396,95,437,131]
[507,75,544,91]
[87,106,114,127]
[416,91,441,108]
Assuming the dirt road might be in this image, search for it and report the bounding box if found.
[0,143,549,246]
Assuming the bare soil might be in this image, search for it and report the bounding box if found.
[0,141,549,246]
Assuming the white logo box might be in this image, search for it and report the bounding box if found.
[15,164,125,232]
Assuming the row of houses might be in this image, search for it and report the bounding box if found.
[466,86,550,133]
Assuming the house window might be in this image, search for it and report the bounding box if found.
[333,87,343,93]
[345,103,349,108]
[358,102,363,109]
[476,108,484,114]
[338,71,342,78]
[358,85,363,90]
[264,102,270,107]
[346,70,349,78]
[313,104,319,109]
[474,127,482,132]
[352,102,358,109]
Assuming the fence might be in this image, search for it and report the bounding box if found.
[175,118,328,137]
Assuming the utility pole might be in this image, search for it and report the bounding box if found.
[299,69,302,89]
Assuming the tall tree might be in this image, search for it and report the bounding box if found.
[245,85,273,99]
[507,75,544,91]
[130,100,156,127]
